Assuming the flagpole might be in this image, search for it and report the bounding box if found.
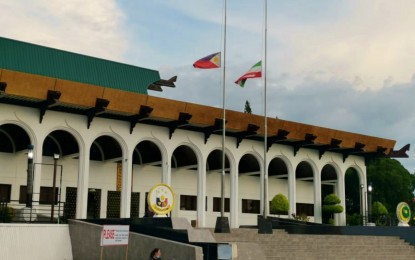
[215,0,230,233]
[263,0,268,219]
[221,0,227,221]
[258,0,272,234]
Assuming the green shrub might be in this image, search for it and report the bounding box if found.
[347,213,363,226]
[270,193,289,215]
[322,193,344,225]
[323,193,341,205]
[372,201,388,216]
[0,206,15,223]
[322,204,344,214]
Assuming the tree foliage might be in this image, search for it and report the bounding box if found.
[270,193,289,214]
[322,193,344,214]
[244,100,252,114]
[367,158,415,213]
[372,201,388,216]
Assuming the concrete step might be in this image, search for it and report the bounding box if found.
[210,229,415,260]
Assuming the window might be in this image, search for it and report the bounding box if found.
[19,186,58,205]
[242,199,260,214]
[0,184,11,202]
[19,186,27,204]
[180,195,197,211]
[39,187,59,205]
[213,197,230,212]
[296,203,314,216]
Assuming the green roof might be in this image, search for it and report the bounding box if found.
[0,37,160,94]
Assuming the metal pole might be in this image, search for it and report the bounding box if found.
[26,145,34,208]
[368,183,372,223]
[58,165,63,224]
[51,154,59,223]
[220,0,227,220]
[263,0,268,219]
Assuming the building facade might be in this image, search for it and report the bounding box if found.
[0,37,396,228]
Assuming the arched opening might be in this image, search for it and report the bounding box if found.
[268,157,289,216]
[295,161,314,220]
[238,153,261,226]
[41,130,79,221]
[88,135,122,219]
[345,167,363,225]
[133,140,163,218]
[321,164,338,224]
[0,123,31,206]
[206,149,230,226]
[171,145,198,221]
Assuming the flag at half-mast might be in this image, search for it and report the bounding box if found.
[235,61,262,87]
[193,52,221,69]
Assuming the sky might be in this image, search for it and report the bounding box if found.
[1,0,415,172]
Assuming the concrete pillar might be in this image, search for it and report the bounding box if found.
[76,141,90,219]
[314,172,322,224]
[120,150,132,218]
[197,159,206,227]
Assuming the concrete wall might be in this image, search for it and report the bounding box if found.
[0,224,73,260]
[68,220,203,260]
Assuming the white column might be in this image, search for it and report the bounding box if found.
[288,167,296,217]
[314,172,322,224]
[31,143,43,207]
[197,159,206,227]
[163,151,171,185]
[76,142,89,219]
[337,172,346,226]
[230,164,238,228]
[120,150,132,218]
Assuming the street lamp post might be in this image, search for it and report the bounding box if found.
[50,153,60,223]
[26,145,34,208]
[368,183,373,223]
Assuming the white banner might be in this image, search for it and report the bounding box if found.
[100,225,130,246]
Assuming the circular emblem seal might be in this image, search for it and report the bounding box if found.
[396,202,411,224]
[147,183,175,215]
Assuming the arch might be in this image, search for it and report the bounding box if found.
[87,133,126,219]
[0,120,37,154]
[170,143,201,222]
[171,143,201,169]
[134,137,168,166]
[132,138,166,218]
[268,156,289,178]
[206,149,230,173]
[345,166,365,221]
[268,156,290,209]
[321,163,341,224]
[0,123,30,153]
[238,152,262,225]
[295,160,317,219]
[90,133,126,161]
[239,152,262,176]
[43,129,80,158]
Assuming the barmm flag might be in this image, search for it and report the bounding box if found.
[235,61,262,87]
[193,52,221,69]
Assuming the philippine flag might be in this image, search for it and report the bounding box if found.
[193,52,221,69]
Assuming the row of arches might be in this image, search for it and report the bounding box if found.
[0,121,367,227]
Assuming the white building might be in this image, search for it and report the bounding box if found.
[0,37,397,228]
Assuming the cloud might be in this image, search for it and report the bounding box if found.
[2,0,415,172]
[0,0,128,61]
[266,0,415,91]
